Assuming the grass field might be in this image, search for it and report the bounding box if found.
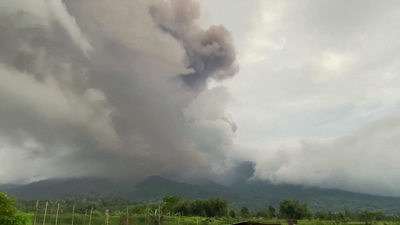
[22,212,400,225]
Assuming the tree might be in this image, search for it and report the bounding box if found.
[163,196,180,213]
[256,210,268,219]
[229,209,237,218]
[131,205,148,214]
[360,211,375,225]
[279,199,311,220]
[240,206,251,218]
[0,192,27,225]
[208,197,228,217]
[315,211,327,220]
[163,196,180,206]
[339,210,350,223]
[256,206,276,219]
[86,203,98,211]
[175,200,192,216]
[267,206,276,218]
[327,211,334,221]
[299,203,312,219]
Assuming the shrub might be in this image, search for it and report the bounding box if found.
[0,191,28,225]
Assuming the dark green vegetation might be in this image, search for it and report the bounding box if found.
[9,195,400,225]
[3,174,400,214]
[0,191,27,225]
[2,163,400,215]
[3,189,400,225]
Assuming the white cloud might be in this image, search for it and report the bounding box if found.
[314,51,356,83]
[252,115,400,196]
[209,0,400,195]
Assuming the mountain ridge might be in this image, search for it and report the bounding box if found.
[2,175,400,213]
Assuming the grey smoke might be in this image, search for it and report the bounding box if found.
[0,0,239,184]
[150,0,239,90]
[3,0,399,199]
[252,115,400,197]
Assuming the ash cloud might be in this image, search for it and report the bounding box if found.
[0,0,239,184]
[149,0,239,90]
[252,115,400,197]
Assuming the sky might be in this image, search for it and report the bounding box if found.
[0,0,400,197]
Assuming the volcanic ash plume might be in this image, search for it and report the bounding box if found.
[0,0,240,184]
[150,0,240,89]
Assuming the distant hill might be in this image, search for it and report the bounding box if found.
[2,166,400,213]
[227,179,400,213]
[2,177,121,200]
[122,175,227,202]
[0,183,20,191]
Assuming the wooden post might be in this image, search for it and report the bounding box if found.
[42,202,48,225]
[33,200,39,225]
[148,209,150,225]
[147,209,149,225]
[105,210,109,225]
[126,207,129,225]
[55,203,60,225]
[84,209,88,225]
[158,206,161,225]
[71,204,75,225]
[89,208,93,225]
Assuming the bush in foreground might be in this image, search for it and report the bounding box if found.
[0,191,27,225]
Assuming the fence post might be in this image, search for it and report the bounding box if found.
[84,209,88,225]
[159,206,161,225]
[33,200,39,225]
[71,204,75,225]
[55,203,60,225]
[89,208,93,225]
[126,207,129,225]
[42,202,48,225]
[105,209,109,225]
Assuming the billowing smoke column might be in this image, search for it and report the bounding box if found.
[150,0,239,90]
[0,0,240,184]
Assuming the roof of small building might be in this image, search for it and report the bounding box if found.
[231,221,281,225]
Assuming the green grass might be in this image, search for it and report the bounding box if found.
[22,212,400,225]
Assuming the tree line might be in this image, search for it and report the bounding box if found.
[130,196,400,223]
[8,192,400,223]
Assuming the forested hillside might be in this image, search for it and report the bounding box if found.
[3,175,400,214]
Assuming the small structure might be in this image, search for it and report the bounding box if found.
[203,218,213,225]
[232,222,281,225]
[286,219,298,225]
